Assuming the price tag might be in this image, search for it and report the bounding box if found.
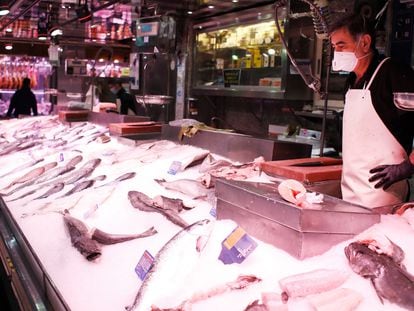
[218,226,257,265]
[209,206,217,218]
[167,161,182,175]
[135,250,154,281]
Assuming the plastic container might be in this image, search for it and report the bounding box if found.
[393,92,414,111]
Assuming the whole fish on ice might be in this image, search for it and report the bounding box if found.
[154,178,211,200]
[63,210,102,261]
[63,210,157,261]
[125,219,213,311]
[128,191,189,228]
[345,241,414,310]
[58,175,106,198]
[42,158,101,187]
[94,172,136,188]
[0,158,44,179]
[1,161,58,194]
[35,155,83,184]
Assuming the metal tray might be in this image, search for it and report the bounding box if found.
[215,179,380,259]
[161,125,312,162]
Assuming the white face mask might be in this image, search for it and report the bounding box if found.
[332,36,371,72]
[332,51,358,72]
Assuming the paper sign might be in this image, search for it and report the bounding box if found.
[223,69,241,87]
[218,226,257,264]
[135,250,155,281]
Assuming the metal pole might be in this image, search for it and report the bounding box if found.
[319,47,331,157]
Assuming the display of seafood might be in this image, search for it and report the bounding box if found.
[0,116,413,311]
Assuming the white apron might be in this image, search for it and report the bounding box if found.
[341,57,408,208]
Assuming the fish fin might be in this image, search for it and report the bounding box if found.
[154,178,166,185]
[371,279,385,304]
[384,235,405,265]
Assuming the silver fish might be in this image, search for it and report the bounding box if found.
[2,161,57,192]
[0,158,44,179]
[94,172,136,188]
[42,158,101,187]
[60,179,95,198]
[125,219,213,311]
[91,226,157,245]
[35,165,76,185]
[63,211,102,261]
[154,178,210,200]
[0,142,21,156]
[345,241,414,309]
[34,183,65,200]
[7,189,37,202]
[35,155,82,184]
[128,191,189,228]
[60,175,106,198]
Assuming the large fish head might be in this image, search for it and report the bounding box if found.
[344,242,384,278]
[75,237,102,261]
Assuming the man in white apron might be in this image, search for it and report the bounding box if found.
[330,14,414,208]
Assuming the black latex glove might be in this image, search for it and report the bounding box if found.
[369,159,414,190]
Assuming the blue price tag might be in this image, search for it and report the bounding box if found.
[135,250,154,281]
[218,226,257,265]
[209,206,217,218]
[167,161,182,175]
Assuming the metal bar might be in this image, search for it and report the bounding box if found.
[0,0,42,32]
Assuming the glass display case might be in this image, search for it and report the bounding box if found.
[0,55,53,116]
[191,3,314,101]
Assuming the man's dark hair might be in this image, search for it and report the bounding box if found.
[329,14,376,49]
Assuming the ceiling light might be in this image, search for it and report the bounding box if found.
[5,27,12,33]
[0,2,9,16]
[5,43,12,50]
[208,5,215,9]
[232,0,239,2]
[187,11,193,15]
[76,1,92,23]
[49,26,63,37]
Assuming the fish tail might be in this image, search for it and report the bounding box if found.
[139,226,158,238]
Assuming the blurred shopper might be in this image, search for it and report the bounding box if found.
[109,81,147,116]
[330,14,414,208]
[6,78,37,118]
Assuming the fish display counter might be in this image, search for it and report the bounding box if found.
[0,116,413,311]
